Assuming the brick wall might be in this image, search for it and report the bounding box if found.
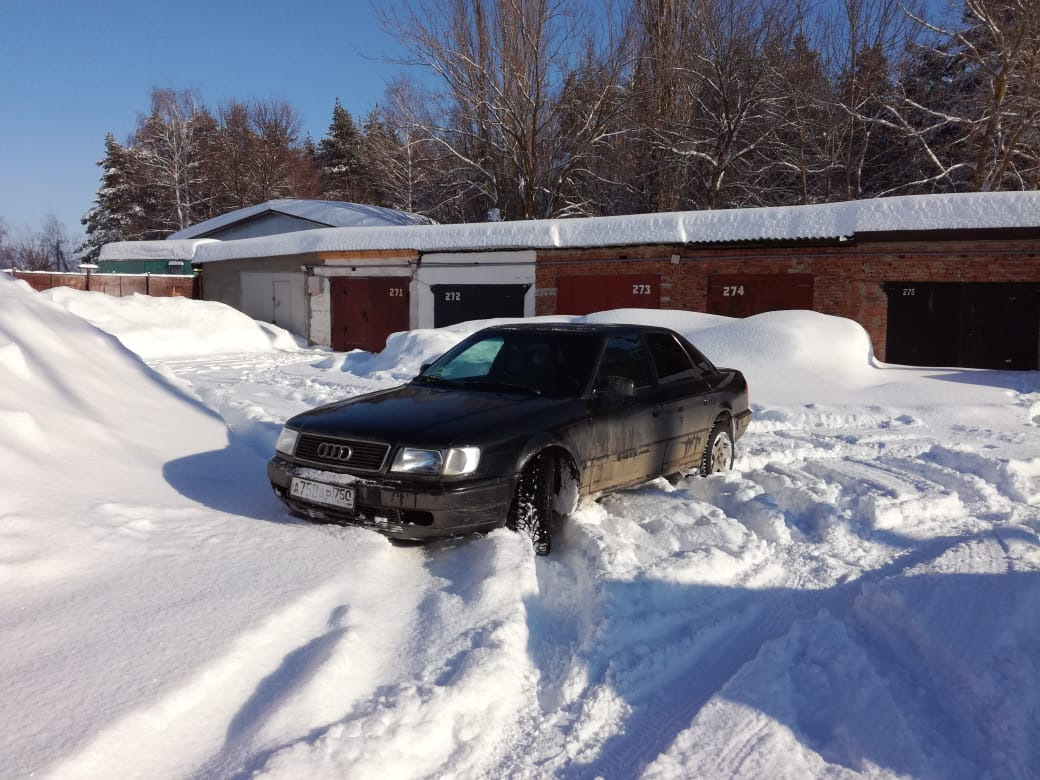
[535,237,1040,361]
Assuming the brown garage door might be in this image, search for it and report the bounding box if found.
[330,276,410,352]
[707,274,814,317]
[556,274,661,315]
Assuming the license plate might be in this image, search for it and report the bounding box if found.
[290,477,355,510]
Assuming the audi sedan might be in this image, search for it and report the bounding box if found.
[268,323,751,554]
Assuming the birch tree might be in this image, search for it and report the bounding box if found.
[134,89,213,231]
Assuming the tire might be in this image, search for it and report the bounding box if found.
[507,452,554,556]
[700,420,734,476]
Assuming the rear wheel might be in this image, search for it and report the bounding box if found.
[700,420,734,476]
[507,452,555,555]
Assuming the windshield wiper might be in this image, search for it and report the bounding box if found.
[413,374,455,386]
[456,378,541,396]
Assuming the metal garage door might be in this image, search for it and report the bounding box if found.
[329,276,410,353]
[432,283,529,327]
[884,282,1040,369]
[707,274,814,317]
[556,274,660,315]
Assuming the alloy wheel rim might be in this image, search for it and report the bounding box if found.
[712,435,733,471]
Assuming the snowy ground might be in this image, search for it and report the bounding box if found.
[2,276,1039,779]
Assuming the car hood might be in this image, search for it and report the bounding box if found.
[287,382,577,445]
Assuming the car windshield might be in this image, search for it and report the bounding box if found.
[417,331,601,397]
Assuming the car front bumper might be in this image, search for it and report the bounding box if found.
[267,456,517,541]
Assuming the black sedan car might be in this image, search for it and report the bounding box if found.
[269,323,751,554]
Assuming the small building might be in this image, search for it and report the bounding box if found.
[167,198,434,241]
[101,192,1040,369]
[97,239,208,275]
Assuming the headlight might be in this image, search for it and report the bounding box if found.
[275,426,299,456]
[391,446,481,476]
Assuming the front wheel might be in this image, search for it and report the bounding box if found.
[507,452,554,555]
[700,421,734,476]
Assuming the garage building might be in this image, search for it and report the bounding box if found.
[102,192,1040,368]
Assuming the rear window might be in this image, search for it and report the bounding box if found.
[646,332,700,382]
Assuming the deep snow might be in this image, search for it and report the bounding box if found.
[1,275,1038,779]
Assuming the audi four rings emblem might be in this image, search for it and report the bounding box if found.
[316,442,353,461]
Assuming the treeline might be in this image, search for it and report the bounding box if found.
[79,0,1040,260]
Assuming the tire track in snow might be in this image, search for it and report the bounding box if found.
[505,409,1038,778]
[249,532,542,780]
[534,524,1001,780]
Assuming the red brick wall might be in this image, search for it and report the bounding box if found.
[536,238,1040,361]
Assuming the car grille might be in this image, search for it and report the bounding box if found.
[294,434,390,472]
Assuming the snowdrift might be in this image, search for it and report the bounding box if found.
[4,278,1040,779]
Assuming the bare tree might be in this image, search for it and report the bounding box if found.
[3,216,72,271]
[647,0,797,209]
[628,0,697,211]
[768,30,844,204]
[845,0,1040,193]
[363,78,438,214]
[134,89,214,231]
[379,0,631,220]
[0,216,10,268]
[208,99,320,212]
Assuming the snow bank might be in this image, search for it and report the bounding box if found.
[41,286,303,359]
[4,279,1039,779]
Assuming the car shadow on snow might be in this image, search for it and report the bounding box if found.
[537,525,1040,780]
[162,423,298,524]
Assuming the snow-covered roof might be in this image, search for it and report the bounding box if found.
[167,198,434,240]
[101,192,1040,264]
[99,238,218,262]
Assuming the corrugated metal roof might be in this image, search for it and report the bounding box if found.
[166,199,434,239]
[99,192,1040,264]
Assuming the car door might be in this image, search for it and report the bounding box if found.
[581,332,663,492]
[645,331,717,476]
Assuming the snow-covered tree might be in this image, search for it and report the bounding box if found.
[79,134,158,262]
[316,100,370,202]
[133,89,214,232]
[888,0,1040,192]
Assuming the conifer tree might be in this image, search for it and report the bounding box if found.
[316,100,369,202]
[79,134,157,262]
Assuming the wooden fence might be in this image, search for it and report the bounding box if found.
[7,270,199,298]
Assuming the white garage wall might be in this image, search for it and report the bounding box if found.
[241,271,307,338]
[415,251,536,329]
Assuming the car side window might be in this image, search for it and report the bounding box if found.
[646,332,700,383]
[595,334,654,389]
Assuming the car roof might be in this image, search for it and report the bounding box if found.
[479,322,674,335]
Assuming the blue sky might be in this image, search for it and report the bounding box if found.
[0,0,412,240]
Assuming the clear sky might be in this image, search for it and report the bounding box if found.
[0,0,412,241]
